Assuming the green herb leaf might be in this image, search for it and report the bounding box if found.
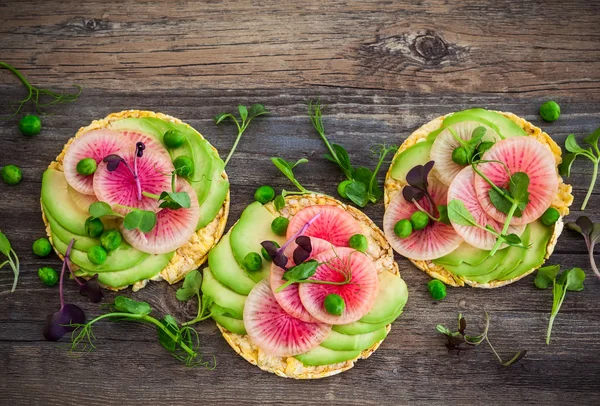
[503,233,522,245]
[488,187,517,215]
[113,296,152,315]
[274,195,285,211]
[583,127,600,149]
[0,231,11,257]
[508,172,530,211]
[176,270,203,301]
[210,302,236,318]
[213,113,233,125]
[270,157,312,194]
[238,105,248,122]
[561,267,586,292]
[282,260,319,282]
[157,315,180,352]
[447,199,478,226]
[345,180,369,207]
[159,191,191,210]
[123,210,157,233]
[534,265,560,289]
[248,104,267,118]
[89,201,118,218]
[558,153,579,177]
[565,133,590,155]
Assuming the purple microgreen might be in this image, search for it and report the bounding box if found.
[64,253,104,303]
[293,246,311,265]
[43,239,86,341]
[403,161,436,213]
[103,141,145,201]
[136,141,145,157]
[295,236,312,254]
[260,241,280,260]
[567,216,600,280]
[103,154,127,172]
[273,252,288,269]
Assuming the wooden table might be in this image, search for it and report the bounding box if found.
[1,1,600,404]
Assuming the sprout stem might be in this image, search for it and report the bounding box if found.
[581,160,598,210]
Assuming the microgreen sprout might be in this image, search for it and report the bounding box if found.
[89,201,157,234]
[270,157,317,197]
[436,312,526,367]
[175,270,215,326]
[64,253,103,303]
[103,142,145,201]
[0,61,82,119]
[567,216,600,280]
[214,104,269,167]
[0,230,20,292]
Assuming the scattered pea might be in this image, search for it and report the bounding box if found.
[541,207,560,226]
[271,216,290,236]
[254,185,275,204]
[324,294,345,316]
[410,211,430,231]
[38,267,59,286]
[394,219,413,239]
[540,100,561,122]
[18,114,41,136]
[100,229,122,252]
[1,165,22,185]
[174,156,194,177]
[337,180,352,199]
[85,216,104,238]
[87,245,108,265]
[76,158,97,176]
[261,240,280,261]
[163,129,186,148]
[451,147,469,165]
[428,279,447,301]
[244,252,262,272]
[348,234,368,253]
[32,237,52,257]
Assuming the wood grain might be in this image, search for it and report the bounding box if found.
[1,0,600,405]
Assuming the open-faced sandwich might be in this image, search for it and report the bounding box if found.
[41,110,229,291]
[201,194,407,379]
[384,108,573,288]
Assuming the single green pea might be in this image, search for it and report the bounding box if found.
[38,267,59,286]
[337,180,352,199]
[163,129,186,149]
[244,252,262,272]
[427,279,447,301]
[348,234,368,253]
[541,207,560,226]
[271,216,290,236]
[174,156,194,177]
[254,185,275,204]
[477,141,495,157]
[18,115,41,136]
[261,240,280,261]
[540,100,561,122]
[1,165,22,185]
[32,237,52,257]
[410,211,430,231]
[324,294,345,316]
[437,204,450,225]
[76,158,97,176]
[85,216,104,238]
[394,219,413,239]
[87,245,108,265]
[100,229,122,252]
[451,146,469,165]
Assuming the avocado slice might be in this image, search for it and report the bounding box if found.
[441,108,527,140]
[426,127,444,143]
[212,312,247,335]
[42,169,90,236]
[107,117,165,143]
[484,225,531,282]
[87,252,173,288]
[294,346,361,366]
[44,208,98,252]
[208,230,256,295]
[499,220,553,281]
[321,327,388,352]
[333,304,404,335]
[359,272,408,324]
[433,242,492,267]
[201,267,246,319]
[442,245,510,279]
[230,202,286,283]
[390,141,432,183]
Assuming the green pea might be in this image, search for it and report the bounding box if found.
[38,267,59,286]
[271,216,290,236]
[348,234,368,253]
[32,237,52,257]
[261,240,280,261]
[451,147,469,165]
[18,114,41,136]
[254,185,275,204]
[88,245,108,265]
[541,207,560,226]
[477,141,495,156]
[337,180,352,199]
[437,205,450,225]
[394,219,412,239]
[174,156,194,177]
[100,229,122,252]
[163,129,186,148]
[427,279,447,300]
[324,294,345,316]
[85,216,104,238]
[1,165,22,185]
[540,100,561,122]
[76,158,97,176]
[244,252,262,272]
[410,211,430,231]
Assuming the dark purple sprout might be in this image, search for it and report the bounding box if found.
[65,254,103,303]
[293,236,312,265]
[103,141,146,201]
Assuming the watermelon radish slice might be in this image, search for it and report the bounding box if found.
[286,205,362,247]
[120,178,200,254]
[119,130,170,159]
[474,137,558,226]
[383,180,463,260]
[243,279,331,357]
[270,237,333,323]
[298,247,379,325]
[68,184,98,213]
[448,166,525,250]
[430,121,500,186]
[94,148,174,214]
[63,129,129,195]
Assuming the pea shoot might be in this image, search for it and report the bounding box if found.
[32,237,52,257]
[1,165,22,185]
[18,114,41,136]
[0,230,20,292]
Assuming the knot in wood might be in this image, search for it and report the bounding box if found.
[413,34,447,60]
[84,19,98,30]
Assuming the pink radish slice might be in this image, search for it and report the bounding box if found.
[448,166,525,250]
[244,279,331,357]
[120,179,200,254]
[298,247,379,325]
[93,148,174,215]
[63,129,130,195]
[119,131,171,159]
[68,184,98,213]
[286,205,362,247]
[383,180,463,260]
[474,137,558,226]
[270,237,333,323]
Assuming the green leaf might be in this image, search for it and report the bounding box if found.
[210,302,235,318]
[283,260,319,282]
[471,126,487,141]
[509,172,530,210]
[583,127,600,149]
[0,231,11,257]
[123,210,157,233]
[213,112,232,125]
[534,265,560,289]
[562,267,585,292]
[176,270,203,301]
[238,105,248,122]
[113,296,152,315]
[345,180,369,207]
[447,199,477,226]
[565,134,590,155]
[436,324,452,336]
[290,158,308,169]
[489,187,521,216]
[501,350,527,367]
[157,315,180,352]
[503,233,522,245]
[274,195,285,211]
[248,104,267,118]
[331,143,352,172]
[271,157,294,180]
[159,191,191,210]
[558,153,579,177]
[89,201,117,218]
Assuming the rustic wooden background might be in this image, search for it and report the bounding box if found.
[1,1,600,404]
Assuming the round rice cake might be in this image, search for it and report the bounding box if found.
[216,194,402,379]
[384,111,573,288]
[41,110,230,291]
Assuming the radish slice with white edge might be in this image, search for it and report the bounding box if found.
[119,130,171,159]
[286,205,362,247]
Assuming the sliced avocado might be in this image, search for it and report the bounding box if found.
[433,242,492,267]
[42,169,90,236]
[321,327,388,352]
[89,252,173,288]
[208,230,256,295]
[499,220,553,281]
[212,312,247,335]
[44,207,97,252]
[230,202,286,283]
[485,225,531,282]
[359,272,408,324]
[425,127,444,143]
[390,141,432,183]
[107,118,165,142]
[333,304,404,335]
[201,267,246,319]
[441,108,527,139]
[294,346,361,366]
[443,245,510,279]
